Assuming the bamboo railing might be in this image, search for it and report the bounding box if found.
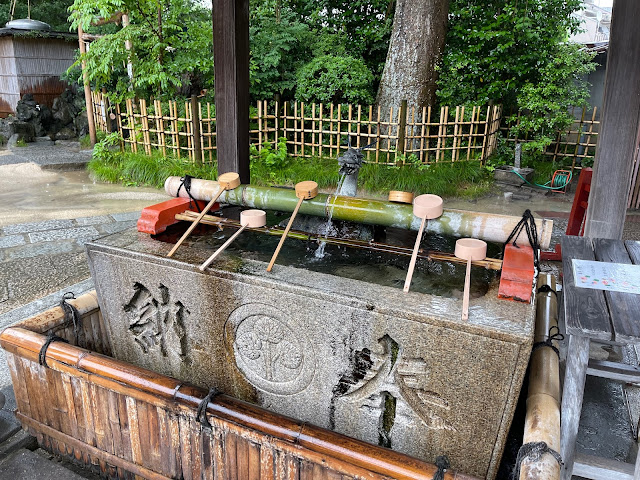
[91,92,502,165]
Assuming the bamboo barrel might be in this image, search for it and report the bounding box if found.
[165,177,554,249]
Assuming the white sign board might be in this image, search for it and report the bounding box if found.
[572,259,640,295]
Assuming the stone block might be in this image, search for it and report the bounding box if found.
[494,166,534,186]
[8,121,35,143]
[28,226,99,244]
[0,235,26,249]
[0,449,88,479]
[3,219,75,235]
[86,229,535,479]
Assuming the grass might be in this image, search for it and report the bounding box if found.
[15,138,27,147]
[88,147,495,199]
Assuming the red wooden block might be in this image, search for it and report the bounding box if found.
[499,244,535,303]
[137,198,211,235]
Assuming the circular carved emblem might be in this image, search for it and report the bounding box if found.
[226,303,315,395]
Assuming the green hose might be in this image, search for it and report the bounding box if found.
[511,169,572,190]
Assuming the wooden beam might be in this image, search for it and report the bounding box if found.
[584,0,640,239]
[212,0,250,183]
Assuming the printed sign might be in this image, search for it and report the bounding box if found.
[572,259,640,295]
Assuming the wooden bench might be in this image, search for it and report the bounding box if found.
[561,236,640,480]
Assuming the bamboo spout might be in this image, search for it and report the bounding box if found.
[518,273,561,480]
[165,177,554,249]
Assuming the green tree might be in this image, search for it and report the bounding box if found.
[69,0,214,101]
[437,0,595,148]
[249,2,311,100]
[295,54,374,105]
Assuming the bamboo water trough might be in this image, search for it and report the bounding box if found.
[0,291,478,480]
[165,177,554,249]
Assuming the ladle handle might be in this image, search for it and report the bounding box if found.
[461,257,471,321]
[168,187,225,257]
[267,196,304,272]
[199,225,247,270]
[403,216,427,293]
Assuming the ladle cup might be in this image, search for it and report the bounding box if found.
[267,181,318,272]
[199,209,267,270]
[403,194,443,293]
[168,172,241,257]
[455,238,487,321]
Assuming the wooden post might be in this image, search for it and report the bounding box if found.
[397,99,408,155]
[191,95,202,165]
[212,0,250,183]
[77,25,97,146]
[121,14,134,87]
[584,0,640,238]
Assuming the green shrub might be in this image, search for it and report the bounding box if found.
[295,55,374,105]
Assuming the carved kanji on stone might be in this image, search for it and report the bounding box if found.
[124,282,189,358]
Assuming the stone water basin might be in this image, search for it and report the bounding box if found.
[85,213,535,480]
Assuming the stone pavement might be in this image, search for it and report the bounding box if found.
[0,138,92,168]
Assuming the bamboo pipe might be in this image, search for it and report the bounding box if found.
[175,211,504,270]
[167,172,240,257]
[165,177,554,249]
[267,181,318,272]
[519,273,561,480]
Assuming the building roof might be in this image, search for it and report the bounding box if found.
[0,28,76,41]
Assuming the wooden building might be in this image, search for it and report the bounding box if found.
[0,28,76,117]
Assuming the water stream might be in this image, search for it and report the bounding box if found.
[314,173,347,259]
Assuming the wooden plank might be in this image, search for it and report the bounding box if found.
[587,359,640,383]
[592,238,640,341]
[625,240,640,264]
[573,452,634,480]
[561,236,612,340]
[560,334,590,480]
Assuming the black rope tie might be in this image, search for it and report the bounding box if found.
[433,455,450,480]
[196,387,220,430]
[503,209,540,270]
[532,325,565,358]
[60,292,82,343]
[38,332,68,368]
[512,441,563,480]
[177,174,203,213]
[537,284,558,298]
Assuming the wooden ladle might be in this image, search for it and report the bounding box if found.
[403,194,443,293]
[266,181,318,272]
[455,238,487,321]
[199,209,267,271]
[167,172,241,257]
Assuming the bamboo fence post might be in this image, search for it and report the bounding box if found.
[376,105,381,163]
[275,100,280,146]
[408,106,415,158]
[337,104,342,156]
[156,101,166,157]
[311,103,316,157]
[366,106,372,162]
[258,100,263,151]
[466,107,475,161]
[301,102,306,157]
[388,106,394,162]
[319,103,324,158]
[329,104,334,157]
[283,102,289,151]
[191,95,202,165]
[452,106,460,162]
[480,105,490,161]
[397,99,408,157]
[142,99,152,155]
[436,106,445,162]
[293,102,298,157]
[126,99,137,153]
[171,101,180,158]
[116,103,124,150]
[347,103,353,149]
[356,105,362,149]
[185,101,193,160]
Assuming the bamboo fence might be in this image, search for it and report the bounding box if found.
[500,107,600,168]
[91,92,502,165]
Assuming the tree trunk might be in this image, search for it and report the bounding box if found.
[376,0,450,113]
